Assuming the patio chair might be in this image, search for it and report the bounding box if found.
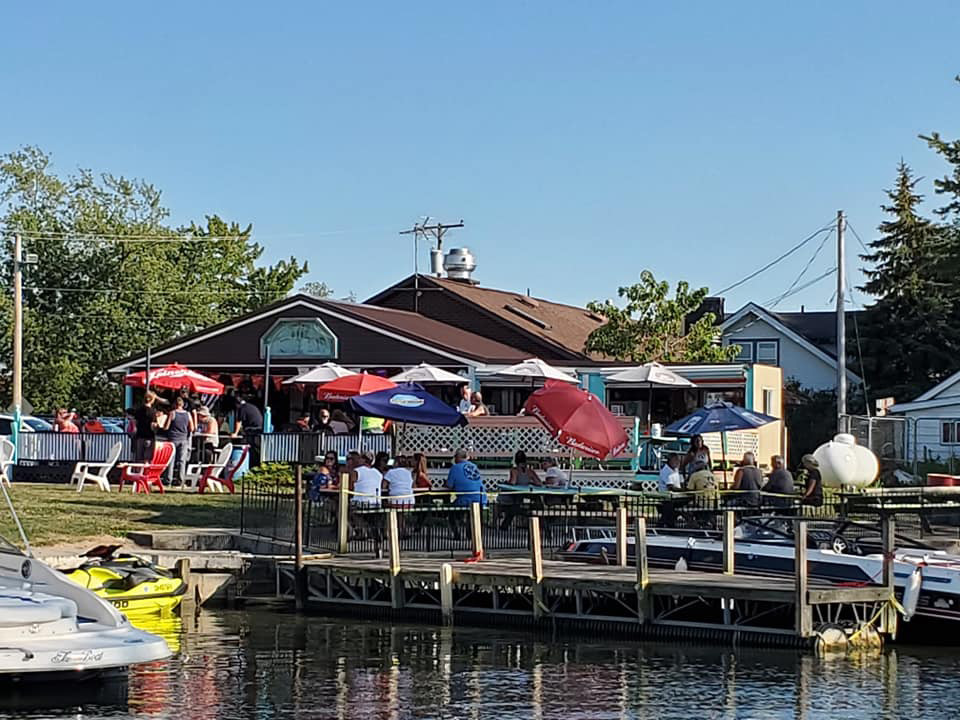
[71,441,123,492]
[214,444,248,494]
[183,443,233,493]
[118,442,174,494]
[0,437,14,487]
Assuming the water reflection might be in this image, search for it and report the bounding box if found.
[4,611,960,719]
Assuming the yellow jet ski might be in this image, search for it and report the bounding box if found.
[63,545,186,617]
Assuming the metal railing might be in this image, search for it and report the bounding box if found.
[260,432,393,463]
[14,432,134,464]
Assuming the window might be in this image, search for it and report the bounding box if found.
[762,388,775,416]
[942,422,960,445]
[734,343,753,362]
[756,340,779,365]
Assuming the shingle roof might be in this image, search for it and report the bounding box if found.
[772,310,865,358]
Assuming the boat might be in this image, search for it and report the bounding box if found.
[557,518,960,638]
[62,545,186,617]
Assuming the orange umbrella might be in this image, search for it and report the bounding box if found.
[316,372,397,402]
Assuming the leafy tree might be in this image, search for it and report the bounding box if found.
[300,281,333,298]
[584,270,739,363]
[858,161,955,402]
[0,146,309,413]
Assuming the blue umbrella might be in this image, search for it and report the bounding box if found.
[349,383,468,427]
[666,402,779,475]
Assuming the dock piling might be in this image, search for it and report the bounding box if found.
[439,562,454,625]
[634,517,648,589]
[337,474,349,554]
[881,515,897,635]
[529,516,545,620]
[723,510,735,575]
[470,502,484,560]
[615,507,628,567]
[794,519,812,637]
[387,509,403,609]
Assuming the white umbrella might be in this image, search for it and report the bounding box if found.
[498,358,579,384]
[283,362,357,384]
[606,362,695,432]
[389,363,467,384]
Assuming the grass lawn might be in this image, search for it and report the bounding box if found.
[0,483,241,547]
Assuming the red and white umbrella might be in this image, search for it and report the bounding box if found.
[124,363,225,395]
[523,380,629,460]
[315,372,397,402]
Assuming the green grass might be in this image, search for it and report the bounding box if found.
[0,483,241,547]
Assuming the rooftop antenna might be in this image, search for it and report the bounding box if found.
[399,218,465,312]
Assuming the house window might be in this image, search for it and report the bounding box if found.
[762,388,775,416]
[756,340,779,365]
[942,422,960,445]
[734,342,753,362]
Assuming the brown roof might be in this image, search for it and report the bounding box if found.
[320,298,529,363]
[368,275,608,361]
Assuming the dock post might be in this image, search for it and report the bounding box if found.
[723,510,735,575]
[615,506,628,567]
[174,557,193,604]
[439,562,454,626]
[529,516,545,620]
[794,519,812,637]
[634,517,648,622]
[337,474,349,554]
[388,509,403,609]
[470,502,484,560]
[294,463,305,610]
[881,515,897,635]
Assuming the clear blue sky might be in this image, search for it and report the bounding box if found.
[4,2,960,314]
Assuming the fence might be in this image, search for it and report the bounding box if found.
[14,432,134,464]
[840,414,960,481]
[260,432,393,463]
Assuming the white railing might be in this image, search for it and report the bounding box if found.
[261,432,392,463]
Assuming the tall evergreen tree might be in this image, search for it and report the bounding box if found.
[858,161,955,401]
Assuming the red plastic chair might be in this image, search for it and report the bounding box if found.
[118,442,174,494]
[215,445,248,494]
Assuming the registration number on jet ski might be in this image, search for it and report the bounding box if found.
[51,650,104,664]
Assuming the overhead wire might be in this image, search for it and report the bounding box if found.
[3,225,396,243]
[767,231,833,309]
[714,220,837,296]
[762,268,836,307]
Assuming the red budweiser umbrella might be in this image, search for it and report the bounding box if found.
[523,380,629,460]
[124,363,225,395]
[316,372,397,402]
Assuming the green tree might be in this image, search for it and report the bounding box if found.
[300,281,333,298]
[584,270,739,362]
[0,146,309,413]
[858,161,954,401]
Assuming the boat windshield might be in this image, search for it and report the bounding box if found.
[0,534,23,556]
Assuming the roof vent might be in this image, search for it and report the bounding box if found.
[504,303,551,329]
[516,295,540,309]
[443,247,477,283]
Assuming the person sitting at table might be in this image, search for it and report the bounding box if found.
[329,410,352,435]
[658,453,683,492]
[681,434,712,478]
[542,457,568,488]
[412,452,431,490]
[762,455,795,510]
[731,451,762,506]
[350,450,382,507]
[446,448,486,506]
[295,413,315,432]
[467,391,489,417]
[322,450,341,487]
[508,451,541,487]
[385,455,415,507]
[195,405,220,463]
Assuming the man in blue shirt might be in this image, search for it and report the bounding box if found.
[446,448,486,507]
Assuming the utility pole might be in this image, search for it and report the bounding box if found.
[836,210,846,431]
[11,234,23,458]
[399,218,465,313]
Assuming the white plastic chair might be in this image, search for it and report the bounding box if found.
[183,443,233,493]
[0,437,14,487]
[71,441,123,492]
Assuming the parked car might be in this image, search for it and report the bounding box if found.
[0,414,53,435]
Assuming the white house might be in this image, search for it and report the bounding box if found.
[719,302,862,391]
[889,371,960,465]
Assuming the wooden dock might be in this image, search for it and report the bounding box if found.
[277,513,898,650]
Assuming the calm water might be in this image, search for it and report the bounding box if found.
[3,610,960,720]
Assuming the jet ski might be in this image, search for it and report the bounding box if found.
[63,545,186,617]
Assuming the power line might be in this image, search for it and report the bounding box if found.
[714,220,837,296]
[762,268,836,306]
[845,221,871,255]
[4,226,395,243]
[767,231,833,308]
[25,286,289,297]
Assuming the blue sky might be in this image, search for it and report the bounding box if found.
[3,2,960,313]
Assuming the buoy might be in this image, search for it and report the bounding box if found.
[902,565,922,622]
[675,557,688,572]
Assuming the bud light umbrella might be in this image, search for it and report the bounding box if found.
[665,402,779,472]
[349,383,468,426]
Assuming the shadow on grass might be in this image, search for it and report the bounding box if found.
[64,496,241,529]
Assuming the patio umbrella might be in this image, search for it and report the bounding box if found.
[665,402,779,473]
[389,363,467,384]
[123,363,225,395]
[315,372,397,402]
[606,362,695,433]
[283,362,356,385]
[523,380,629,461]
[498,358,579,384]
[349,383,468,426]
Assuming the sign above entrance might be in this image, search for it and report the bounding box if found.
[260,318,338,359]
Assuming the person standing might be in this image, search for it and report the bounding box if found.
[681,434,712,477]
[54,408,79,433]
[164,396,195,484]
[467,391,489,417]
[233,397,264,466]
[132,392,158,462]
[456,384,473,414]
[800,454,824,507]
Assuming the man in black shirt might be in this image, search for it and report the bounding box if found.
[801,454,824,507]
[763,455,795,509]
[132,391,158,462]
[233,398,264,466]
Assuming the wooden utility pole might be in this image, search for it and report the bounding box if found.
[12,234,22,424]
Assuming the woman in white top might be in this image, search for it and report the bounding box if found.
[351,451,382,506]
[384,456,415,507]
